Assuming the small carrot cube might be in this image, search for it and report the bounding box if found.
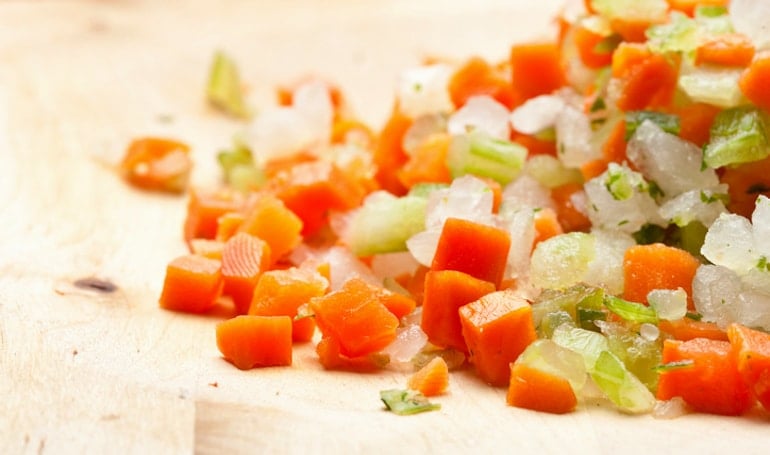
[459,290,537,387]
[120,137,191,193]
[159,254,223,313]
[309,278,400,358]
[507,362,577,414]
[221,232,271,314]
[728,323,770,412]
[238,193,303,262]
[421,270,496,353]
[216,315,292,369]
[408,356,449,397]
[622,243,700,309]
[183,188,244,247]
[657,338,752,416]
[448,56,517,109]
[510,42,566,102]
[431,217,511,289]
[249,267,329,342]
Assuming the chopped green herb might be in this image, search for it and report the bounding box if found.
[603,295,658,324]
[590,97,607,113]
[654,359,695,372]
[633,224,667,245]
[593,33,622,55]
[685,311,703,321]
[625,111,681,141]
[380,389,441,416]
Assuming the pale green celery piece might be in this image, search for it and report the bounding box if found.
[530,232,596,290]
[515,339,588,392]
[599,320,662,391]
[207,50,250,119]
[590,351,656,414]
[678,65,745,109]
[591,0,668,22]
[625,111,680,141]
[678,221,708,260]
[380,389,441,415]
[646,11,699,56]
[539,311,575,339]
[532,284,598,328]
[525,154,583,189]
[603,295,659,324]
[704,106,770,168]
[551,324,609,370]
[446,131,527,185]
[694,5,733,34]
[347,195,427,256]
[407,182,449,198]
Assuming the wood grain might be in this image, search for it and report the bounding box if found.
[1,1,768,453]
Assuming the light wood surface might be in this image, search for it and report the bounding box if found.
[1,1,767,453]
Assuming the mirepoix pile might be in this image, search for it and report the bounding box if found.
[148,0,770,417]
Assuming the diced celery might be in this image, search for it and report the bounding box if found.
[646,12,699,56]
[514,339,587,392]
[347,193,427,256]
[446,131,527,185]
[539,311,576,339]
[207,50,250,118]
[552,325,609,370]
[603,295,659,324]
[590,351,656,414]
[678,65,745,109]
[604,165,635,201]
[530,232,596,290]
[694,5,733,35]
[598,320,663,391]
[407,182,449,198]
[625,111,680,141]
[591,0,668,23]
[217,140,265,191]
[524,154,583,189]
[531,283,602,328]
[703,106,770,168]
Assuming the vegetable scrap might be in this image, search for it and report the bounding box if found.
[156,0,770,418]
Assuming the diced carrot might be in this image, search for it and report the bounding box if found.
[616,52,678,111]
[658,318,728,342]
[551,182,592,233]
[249,267,329,342]
[397,133,452,189]
[448,56,517,109]
[331,118,375,148]
[727,323,770,411]
[459,290,537,387]
[533,207,564,245]
[667,0,729,17]
[159,254,223,314]
[221,232,271,314]
[720,156,770,218]
[421,270,496,353]
[610,17,660,43]
[657,338,752,416]
[675,102,721,148]
[510,42,566,102]
[695,33,755,68]
[183,188,244,247]
[408,356,450,397]
[216,315,292,369]
[479,177,503,214]
[268,161,369,236]
[611,43,651,79]
[309,278,400,358]
[380,290,418,321]
[215,211,245,242]
[739,55,770,111]
[397,264,429,307]
[573,23,613,69]
[507,362,577,414]
[315,336,386,371]
[373,105,412,196]
[431,217,511,289]
[189,238,225,260]
[622,243,701,309]
[119,137,192,193]
[602,118,629,164]
[511,130,557,157]
[262,151,318,179]
[580,159,611,181]
[238,193,303,262]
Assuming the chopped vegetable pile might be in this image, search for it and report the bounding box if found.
[149,0,770,417]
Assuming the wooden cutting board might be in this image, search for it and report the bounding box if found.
[1,1,767,453]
